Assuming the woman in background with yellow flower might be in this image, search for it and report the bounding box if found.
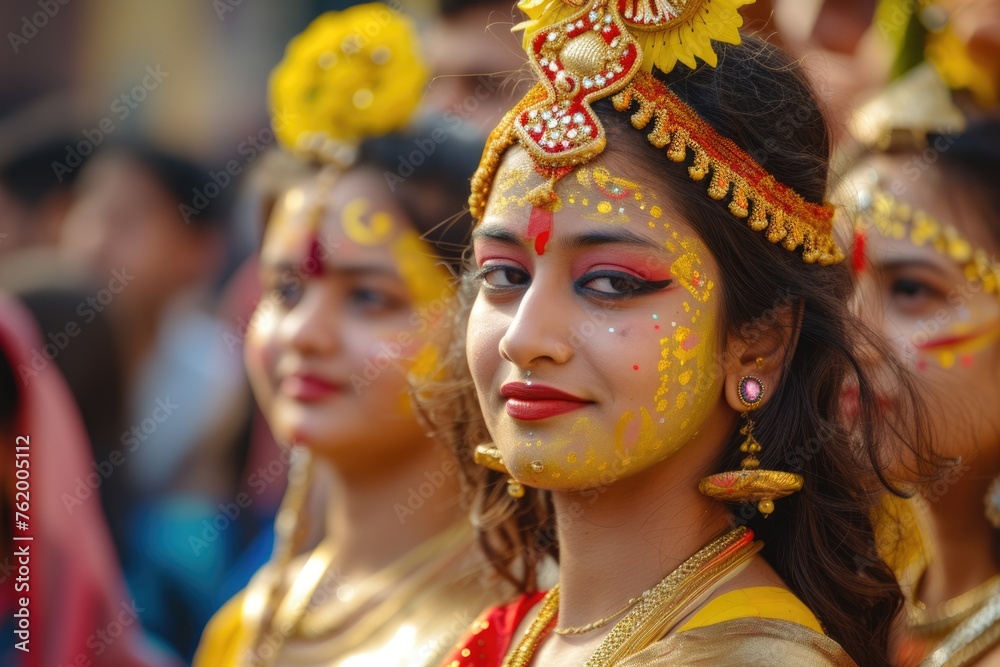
[194,4,508,665]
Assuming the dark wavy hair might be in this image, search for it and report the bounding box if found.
[419,36,938,667]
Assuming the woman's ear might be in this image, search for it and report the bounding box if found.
[722,298,804,412]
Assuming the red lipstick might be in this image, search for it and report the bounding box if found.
[501,382,592,421]
[280,373,344,402]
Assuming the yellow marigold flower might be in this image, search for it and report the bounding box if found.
[268,2,428,157]
[515,0,749,73]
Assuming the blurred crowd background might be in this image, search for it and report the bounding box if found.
[0,0,996,665]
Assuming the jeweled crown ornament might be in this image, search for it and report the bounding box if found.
[513,2,641,169]
[469,0,844,265]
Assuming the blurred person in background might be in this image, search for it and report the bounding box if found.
[58,142,250,660]
[0,136,85,258]
[838,21,1000,655]
[210,148,320,608]
[423,0,527,136]
[844,118,1000,665]
[0,291,176,667]
[195,4,509,666]
[0,253,130,565]
[737,0,1000,142]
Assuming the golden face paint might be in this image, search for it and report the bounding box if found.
[855,187,1000,301]
[341,197,395,246]
[475,150,725,490]
[391,229,452,385]
[489,161,652,227]
[489,161,534,216]
[389,229,450,309]
[571,166,643,224]
[501,228,721,490]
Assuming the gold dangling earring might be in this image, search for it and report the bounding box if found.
[474,443,525,498]
[698,376,803,516]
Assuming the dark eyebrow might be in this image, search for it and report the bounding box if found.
[877,258,956,276]
[568,228,664,252]
[471,226,521,245]
[472,224,666,252]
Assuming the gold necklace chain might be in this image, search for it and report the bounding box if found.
[553,594,644,636]
[501,588,561,667]
[502,526,761,667]
[240,522,469,666]
[298,521,470,637]
[909,574,1000,639]
[242,537,339,667]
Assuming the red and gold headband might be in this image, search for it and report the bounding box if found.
[469,0,844,265]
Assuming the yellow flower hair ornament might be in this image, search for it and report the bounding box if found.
[268,3,429,166]
[516,0,749,74]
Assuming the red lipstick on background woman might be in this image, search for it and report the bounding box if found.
[280,373,345,402]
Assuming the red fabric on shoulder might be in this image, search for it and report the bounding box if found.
[441,591,549,667]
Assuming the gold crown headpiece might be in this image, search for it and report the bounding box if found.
[268,2,428,168]
[469,0,843,265]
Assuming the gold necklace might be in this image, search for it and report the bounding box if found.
[298,521,470,638]
[242,537,339,667]
[922,593,1000,667]
[502,526,761,667]
[501,588,560,667]
[239,522,470,666]
[909,574,1000,639]
[553,592,646,635]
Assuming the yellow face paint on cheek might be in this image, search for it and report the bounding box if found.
[506,242,721,490]
[914,321,1000,372]
[670,231,715,303]
[390,230,451,309]
[391,229,453,385]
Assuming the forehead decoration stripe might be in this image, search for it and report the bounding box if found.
[852,187,1000,300]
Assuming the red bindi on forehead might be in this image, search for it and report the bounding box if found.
[303,233,325,277]
[527,205,553,255]
[852,227,867,277]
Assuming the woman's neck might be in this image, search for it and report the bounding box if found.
[551,443,732,632]
[319,439,465,581]
[919,472,1000,608]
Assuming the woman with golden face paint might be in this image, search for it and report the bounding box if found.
[429,0,936,665]
[845,121,1000,667]
[194,5,508,666]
